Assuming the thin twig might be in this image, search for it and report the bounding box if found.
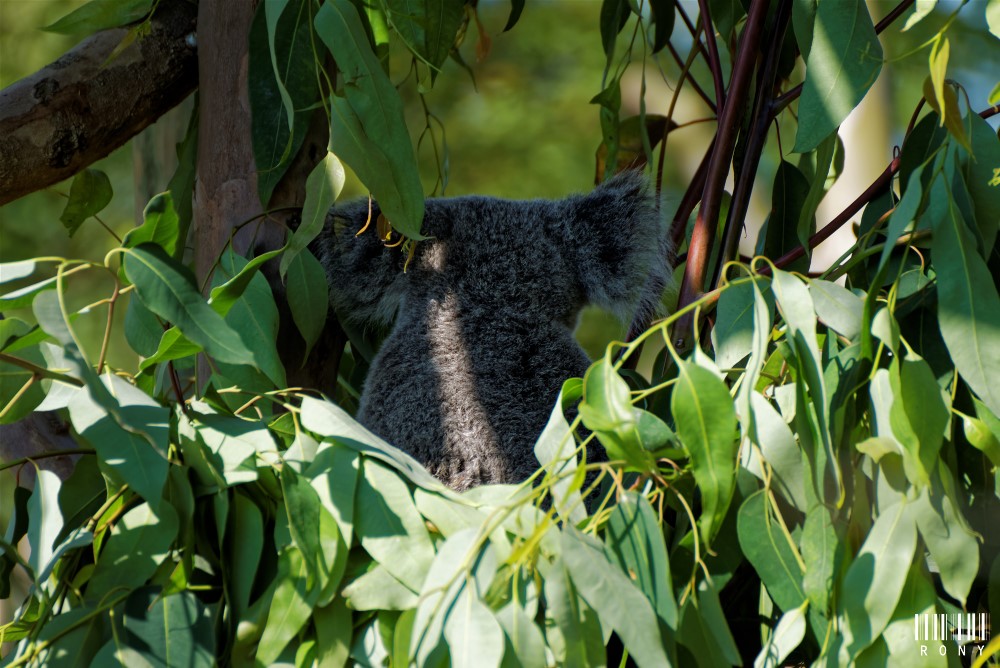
[0,352,83,386]
[96,282,121,374]
[0,449,96,473]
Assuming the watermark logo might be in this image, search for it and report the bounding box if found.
[914,613,990,659]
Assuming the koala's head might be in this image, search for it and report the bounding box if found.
[317,170,669,330]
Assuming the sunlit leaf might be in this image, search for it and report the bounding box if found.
[793,0,883,152]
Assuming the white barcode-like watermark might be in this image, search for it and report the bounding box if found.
[914,613,990,658]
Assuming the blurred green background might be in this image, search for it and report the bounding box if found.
[0,0,997,362]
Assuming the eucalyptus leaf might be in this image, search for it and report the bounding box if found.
[671,360,738,548]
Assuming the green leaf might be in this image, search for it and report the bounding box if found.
[59,169,113,236]
[124,295,164,358]
[600,0,630,58]
[124,244,256,366]
[533,380,587,525]
[757,162,810,272]
[282,467,323,589]
[648,0,675,53]
[123,192,181,256]
[966,400,1000,466]
[137,327,200,373]
[26,468,63,579]
[227,492,264,621]
[343,563,419,610]
[43,0,152,33]
[930,176,1000,417]
[929,38,950,125]
[0,274,59,310]
[496,600,546,668]
[207,248,284,317]
[314,597,352,668]
[903,0,937,30]
[791,0,818,57]
[797,134,838,250]
[755,602,808,668]
[503,0,524,31]
[713,280,758,370]
[605,492,677,629]
[213,250,287,388]
[793,0,883,152]
[737,490,806,613]
[32,603,108,666]
[87,504,179,599]
[879,165,925,271]
[355,460,434,592]
[857,565,946,666]
[411,529,499,666]
[676,577,741,667]
[958,113,1000,252]
[742,393,808,510]
[0,260,39,284]
[986,0,1000,39]
[444,582,505,668]
[671,360,738,548]
[561,528,672,667]
[579,357,667,471]
[771,269,840,504]
[116,588,214,667]
[314,0,426,239]
[299,396,447,491]
[307,443,360,545]
[543,561,605,666]
[249,0,320,206]
[257,548,318,666]
[281,152,345,276]
[387,0,466,78]
[838,500,918,659]
[67,385,169,506]
[887,353,948,486]
[913,465,978,604]
[810,280,863,341]
[285,249,330,361]
[800,503,839,616]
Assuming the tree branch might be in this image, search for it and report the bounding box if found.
[714,0,792,288]
[696,0,727,111]
[768,102,1000,272]
[0,0,198,206]
[677,0,769,304]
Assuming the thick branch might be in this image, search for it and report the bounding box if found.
[0,0,197,206]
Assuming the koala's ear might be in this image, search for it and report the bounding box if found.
[311,199,408,327]
[562,170,671,323]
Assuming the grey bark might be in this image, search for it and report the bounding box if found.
[0,0,198,206]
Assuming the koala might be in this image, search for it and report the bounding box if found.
[312,170,670,491]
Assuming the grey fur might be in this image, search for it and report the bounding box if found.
[312,170,670,490]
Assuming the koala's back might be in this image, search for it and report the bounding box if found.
[357,287,592,490]
[315,170,669,491]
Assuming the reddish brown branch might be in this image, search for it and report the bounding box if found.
[0,0,197,206]
[696,0,727,111]
[678,0,769,304]
[714,0,792,288]
[767,102,999,273]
